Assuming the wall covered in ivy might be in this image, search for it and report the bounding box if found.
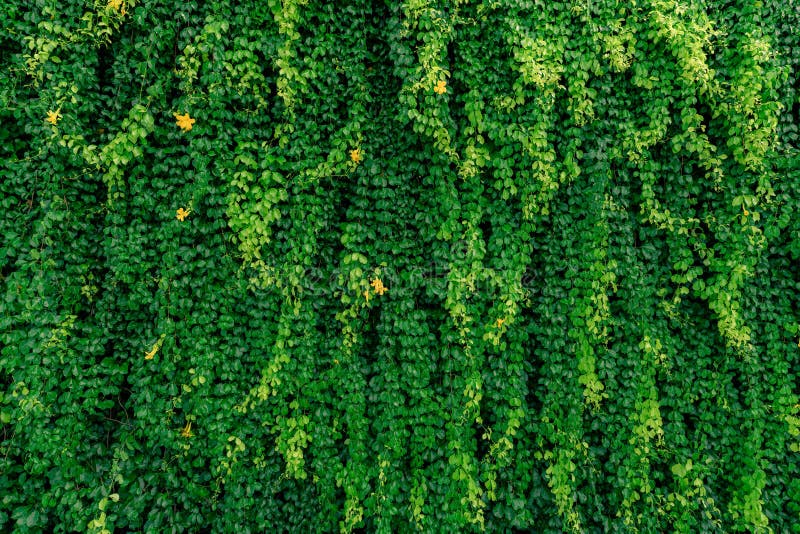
[1,0,799,532]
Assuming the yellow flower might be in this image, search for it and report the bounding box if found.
[350,148,362,164]
[174,112,195,132]
[364,289,370,304]
[434,80,447,95]
[108,0,123,10]
[144,334,165,360]
[743,209,749,217]
[46,110,61,125]
[495,318,505,328]
[144,345,158,360]
[176,207,190,221]
[180,421,193,438]
[370,278,387,296]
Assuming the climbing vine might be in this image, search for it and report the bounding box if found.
[1,0,799,532]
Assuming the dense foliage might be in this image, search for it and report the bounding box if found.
[2,0,799,532]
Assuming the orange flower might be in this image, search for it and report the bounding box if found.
[46,110,61,125]
[434,80,447,95]
[370,278,387,296]
[350,148,362,164]
[174,112,195,132]
[176,207,190,221]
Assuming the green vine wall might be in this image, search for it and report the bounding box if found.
[1,0,799,532]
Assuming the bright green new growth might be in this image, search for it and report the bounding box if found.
[1,0,799,532]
